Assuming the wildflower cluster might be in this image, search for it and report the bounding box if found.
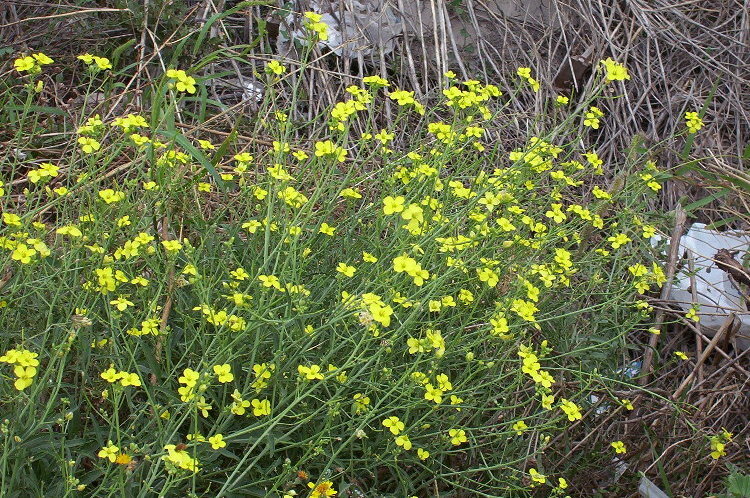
[628,262,666,293]
[518,342,555,389]
[77,53,112,71]
[162,444,200,473]
[392,253,430,285]
[166,68,197,94]
[329,86,371,131]
[685,111,704,133]
[14,52,54,74]
[178,368,204,402]
[584,106,605,129]
[0,51,690,495]
[303,12,329,40]
[1,218,52,265]
[388,89,425,115]
[443,79,501,121]
[517,67,540,91]
[709,429,733,459]
[0,348,39,390]
[100,366,142,387]
[600,58,630,82]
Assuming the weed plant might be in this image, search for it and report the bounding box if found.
[0,29,712,497]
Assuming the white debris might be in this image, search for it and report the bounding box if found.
[660,223,750,351]
[277,1,402,59]
[638,476,670,498]
[240,80,264,103]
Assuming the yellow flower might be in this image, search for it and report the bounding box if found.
[592,186,611,199]
[559,398,583,421]
[336,263,356,277]
[424,384,443,404]
[255,275,280,292]
[3,213,22,226]
[98,442,120,463]
[213,364,234,383]
[319,223,336,236]
[98,189,125,204]
[292,150,309,161]
[352,393,370,414]
[607,233,631,249]
[382,416,404,435]
[178,368,200,387]
[14,53,53,74]
[710,429,732,459]
[101,367,121,383]
[251,398,271,416]
[28,162,59,183]
[584,106,604,129]
[303,12,329,41]
[196,397,212,417]
[109,296,134,311]
[600,58,630,81]
[711,441,726,459]
[14,56,36,73]
[13,365,36,390]
[674,351,688,360]
[529,468,546,484]
[685,305,700,322]
[297,364,324,380]
[685,111,704,133]
[395,434,412,450]
[242,220,262,234]
[517,67,531,79]
[78,137,101,154]
[308,480,337,498]
[163,444,200,472]
[166,68,196,94]
[12,244,36,264]
[512,420,528,435]
[476,267,499,287]
[161,240,183,253]
[383,195,405,215]
[448,428,467,446]
[417,448,430,460]
[119,372,141,387]
[314,140,347,162]
[611,440,627,454]
[231,392,251,415]
[340,187,362,199]
[208,434,226,450]
[363,75,389,87]
[265,60,286,75]
[389,89,415,106]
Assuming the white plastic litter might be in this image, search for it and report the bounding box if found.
[277,1,402,59]
[239,80,264,103]
[657,223,750,351]
[638,476,669,498]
